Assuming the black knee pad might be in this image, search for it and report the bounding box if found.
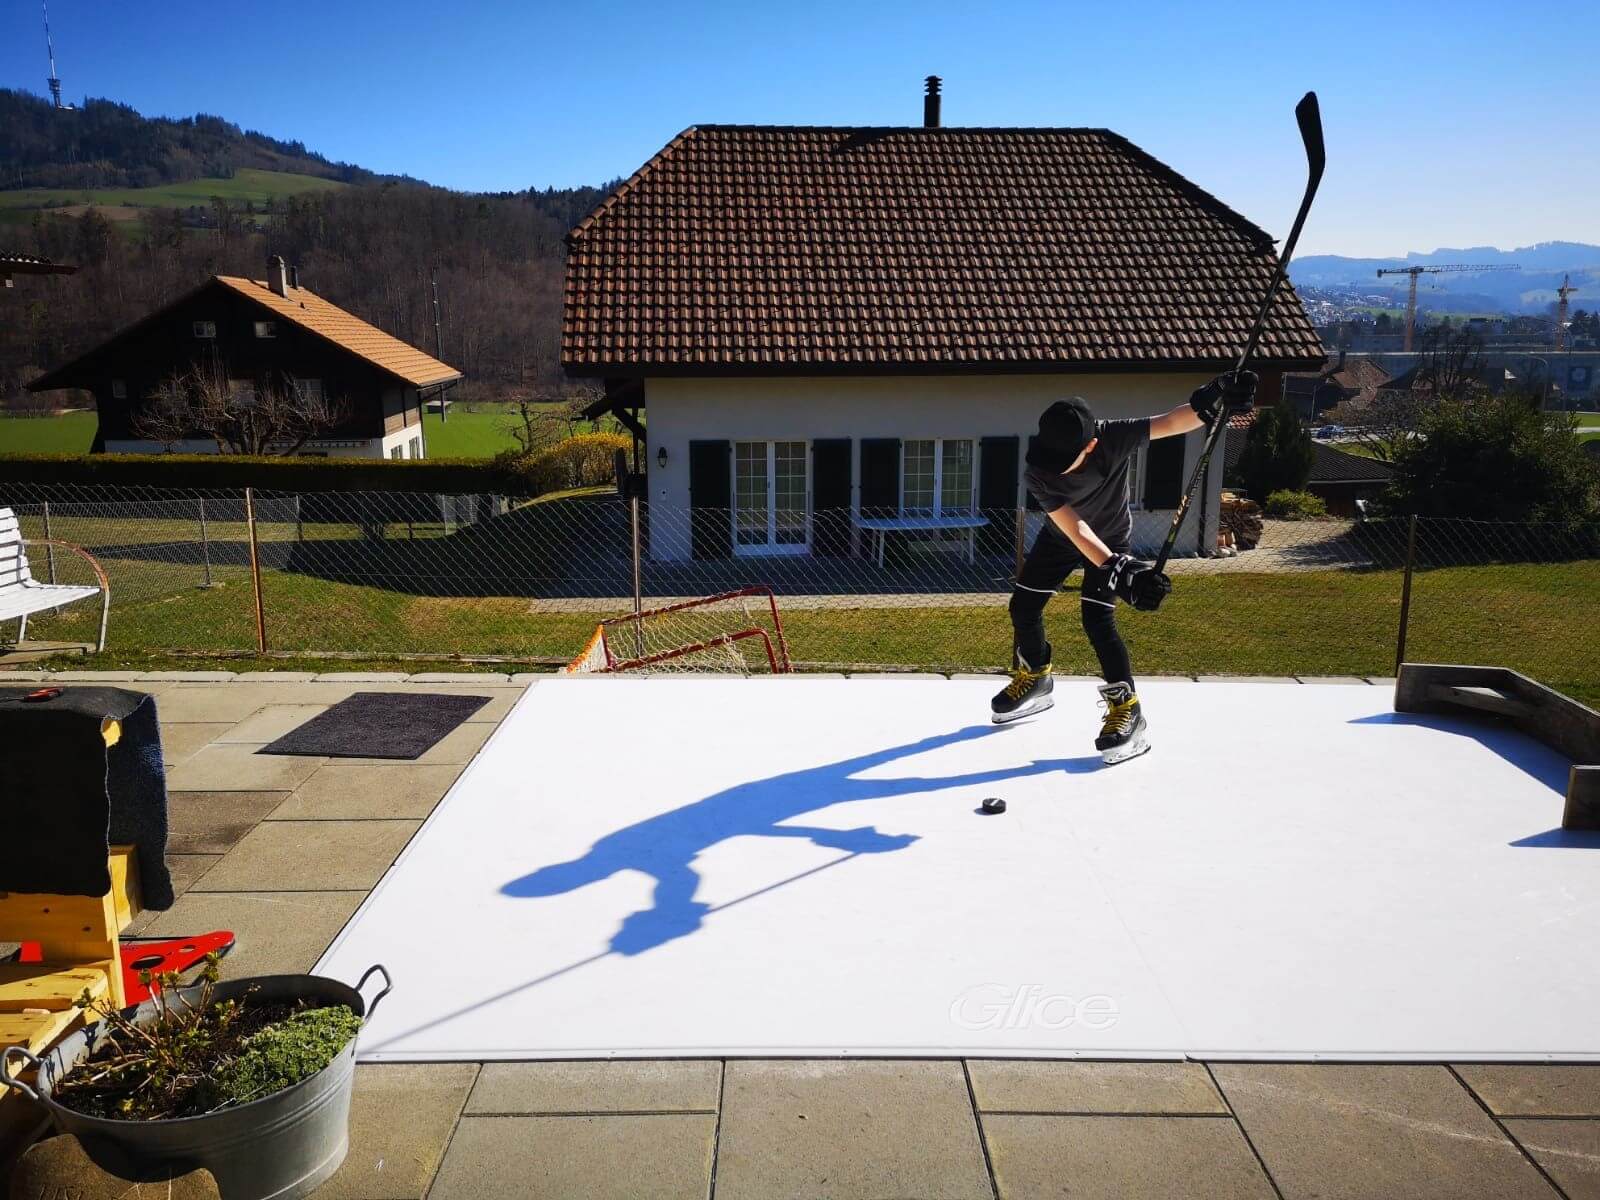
[1009,586,1051,625]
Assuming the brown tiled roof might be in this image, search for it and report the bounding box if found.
[563,125,1326,375]
[216,277,459,387]
[1,252,76,276]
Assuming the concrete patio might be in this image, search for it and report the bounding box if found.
[3,669,1598,1200]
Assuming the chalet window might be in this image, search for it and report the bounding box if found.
[902,438,976,517]
[254,321,277,339]
[110,379,127,399]
[193,321,216,339]
[389,445,405,460]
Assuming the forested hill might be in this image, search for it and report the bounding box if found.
[1,87,418,190]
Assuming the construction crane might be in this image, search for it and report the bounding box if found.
[1555,274,1580,350]
[1375,263,1520,352]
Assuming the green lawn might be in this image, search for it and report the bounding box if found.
[0,168,347,216]
[0,412,97,453]
[419,410,524,458]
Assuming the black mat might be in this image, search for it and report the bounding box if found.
[258,691,491,760]
[0,685,176,907]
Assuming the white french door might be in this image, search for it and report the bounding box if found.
[901,438,976,516]
[734,440,809,555]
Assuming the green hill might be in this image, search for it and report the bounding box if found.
[0,168,350,229]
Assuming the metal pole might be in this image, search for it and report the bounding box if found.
[1013,504,1026,581]
[199,497,213,587]
[1394,513,1418,673]
[630,491,644,662]
[41,500,56,583]
[244,487,267,653]
[431,268,446,424]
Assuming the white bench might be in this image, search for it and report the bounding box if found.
[0,506,110,652]
[852,513,991,567]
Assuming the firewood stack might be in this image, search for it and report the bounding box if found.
[1220,492,1263,551]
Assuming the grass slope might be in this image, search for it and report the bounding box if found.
[0,168,347,217]
[0,412,97,453]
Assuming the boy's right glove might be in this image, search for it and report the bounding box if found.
[1189,369,1259,424]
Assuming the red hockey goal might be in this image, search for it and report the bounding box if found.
[565,586,792,675]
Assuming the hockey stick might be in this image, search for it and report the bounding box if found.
[1152,91,1326,574]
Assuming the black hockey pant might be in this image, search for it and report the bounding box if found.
[1008,522,1135,687]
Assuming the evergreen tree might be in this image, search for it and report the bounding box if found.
[1231,397,1315,500]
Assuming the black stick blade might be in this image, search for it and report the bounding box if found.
[1295,91,1326,182]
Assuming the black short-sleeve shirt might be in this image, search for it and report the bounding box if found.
[1024,417,1152,548]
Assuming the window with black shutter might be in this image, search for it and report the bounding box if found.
[859,438,900,520]
[811,439,852,557]
[688,440,732,559]
[1143,434,1187,510]
[978,436,1019,554]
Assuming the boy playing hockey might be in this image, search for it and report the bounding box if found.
[993,371,1258,762]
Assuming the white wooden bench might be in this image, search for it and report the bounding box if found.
[0,506,110,652]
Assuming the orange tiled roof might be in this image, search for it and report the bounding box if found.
[216,277,460,387]
[563,125,1326,375]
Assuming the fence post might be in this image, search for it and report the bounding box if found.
[1394,513,1418,673]
[630,490,644,661]
[244,487,268,654]
[1013,505,1026,581]
[41,500,56,583]
[198,497,214,587]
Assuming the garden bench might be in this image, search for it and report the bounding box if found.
[0,506,110,653]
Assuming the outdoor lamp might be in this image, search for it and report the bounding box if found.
[657,447,668,469]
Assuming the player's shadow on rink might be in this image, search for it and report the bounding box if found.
[501,722,1096,956]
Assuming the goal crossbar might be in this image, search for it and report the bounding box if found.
[565,586,792,675]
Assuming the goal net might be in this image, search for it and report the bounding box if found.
[565,586,792,675]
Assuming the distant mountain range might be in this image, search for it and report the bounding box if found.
[1291,243,1600,314]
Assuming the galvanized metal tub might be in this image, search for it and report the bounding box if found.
[2,965,390,1200]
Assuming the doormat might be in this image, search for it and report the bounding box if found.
[259,692,490,760]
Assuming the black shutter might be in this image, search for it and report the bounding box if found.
[978,436,1019,555]
[859,438,900,519]
[688,439,732,560]
[1143,434,1187,510]
[812,438,852,557]
[1024,435,1042,511]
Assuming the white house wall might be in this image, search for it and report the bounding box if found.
[645,373,1221,561]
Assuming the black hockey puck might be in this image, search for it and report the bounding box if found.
[980,797,1006,815]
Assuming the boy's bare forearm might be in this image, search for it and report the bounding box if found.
[1048,504,1114,567]
[1149,404,1204,440]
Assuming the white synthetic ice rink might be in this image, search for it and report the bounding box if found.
[316,677,1598,1062]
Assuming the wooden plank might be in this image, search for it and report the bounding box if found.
[0,1009,82,1059]
[0,888,117,957]
[108,846,141,931]
[0,963,111,1013]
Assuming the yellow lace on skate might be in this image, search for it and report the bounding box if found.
[1004,663,1051,700]
[1098,692,1139,737]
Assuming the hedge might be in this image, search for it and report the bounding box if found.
[499,432,632,495]
[0,451,532,495]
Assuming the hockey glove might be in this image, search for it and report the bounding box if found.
[1189,369,1259,424]
[1101,553,1156,607]
[1130,568,1172,612]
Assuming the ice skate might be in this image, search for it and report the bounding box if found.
[991,652,1054,724]
[1095,681,1149,764]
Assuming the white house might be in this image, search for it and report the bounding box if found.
[564,88,1324,563]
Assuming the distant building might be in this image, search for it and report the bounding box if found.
[1283,351,1391,419]
[27,258,459,457]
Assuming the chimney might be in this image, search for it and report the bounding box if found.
[267,254,288,297]
[923,75,941,128]
[289,263,300,290]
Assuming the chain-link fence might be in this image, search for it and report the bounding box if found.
[2,481,1595,700]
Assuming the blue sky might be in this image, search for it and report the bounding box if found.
[4,0,1596,257]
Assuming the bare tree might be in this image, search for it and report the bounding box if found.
[133,360,350,455]
[1351,329,1489,463]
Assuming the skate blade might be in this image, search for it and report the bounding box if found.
[991,696,1054,725]
[1100,731,1151,765]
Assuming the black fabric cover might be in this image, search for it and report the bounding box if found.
[0,685,175,908]
[259,691,490,760]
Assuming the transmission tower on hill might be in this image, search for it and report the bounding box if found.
[43,1,73,111]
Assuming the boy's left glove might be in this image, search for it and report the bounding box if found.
[1189,369,1258,424]
[1102,554,1172,611]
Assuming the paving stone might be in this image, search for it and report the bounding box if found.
[1295,675,1372,685]
[47,670,147,680]
[1455,1065,1600,1116]
[138,670,237,682]
[967,1060,1226,1114]
[331,721,494,767]
[159,722,231,765]
[0,669,49,680]
[166,790,291,853]
[270,763,464,820]
[167,744,324,791]
[125,854,221,935]
[226,671,320,682]
[428,1114,714,1200]
[315,672,411,682]
[1365,676,1399,687]
[154,686,281,724]
[316,1063,479,1200]
[982,1113,1275,1199]
[193,819,419,892]
[141,891,362,977]
[1193,675,1301,684]
[1505,1119,1600,1200]
[848,672,949,680]
[213,704,330,744]
[467,1061,721,1114]
[508,673,550,685]
[1212,1063,1559,1200]
[715,1060,991,1200]
[9,1133,220,1199]
[405,671,512,684]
